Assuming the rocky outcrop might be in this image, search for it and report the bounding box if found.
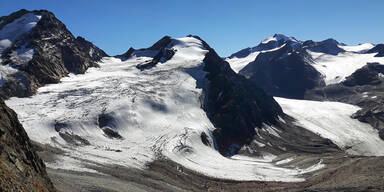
[303,38,345,55]
[119,36,176,70]
[0,9,107,98]
[0,99,55,191]
[240,44,325,99]
[343,62,384,86]
[367,44,384,57]
[351,100,384,140]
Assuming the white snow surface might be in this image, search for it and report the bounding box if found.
[275,97,384,156]
[308,50,384,85]
[0,13,41,53]
[226,44,287,73]
[339,43,374,53]
[6,37,323,182]
[225,51,260,73]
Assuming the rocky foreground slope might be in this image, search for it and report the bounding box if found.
[0,99,55,191]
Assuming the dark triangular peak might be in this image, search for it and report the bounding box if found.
[343,62,384,86]
[190,35,337,156]
[0,9,107,98]
[119,36,176,70]
[303,38,345,55]
[240,43,325,99]
[190,35,283,154]
[148,35,172,50]
[367,44,384,57]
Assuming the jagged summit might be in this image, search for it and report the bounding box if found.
[261,33,300,44]
[0,9,107,98]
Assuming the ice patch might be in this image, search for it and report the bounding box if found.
[276,157,295,165]
[308,50,384,85]
[275,97,384,156]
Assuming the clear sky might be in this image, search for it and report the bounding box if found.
[1,0,384,57]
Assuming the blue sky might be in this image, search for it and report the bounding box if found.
[1,0,384,56]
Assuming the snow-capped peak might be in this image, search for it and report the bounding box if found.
[261,34,299,44]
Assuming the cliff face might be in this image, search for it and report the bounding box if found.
[0,99,55,191]
[191,36,285,155]
[0,9,107,98]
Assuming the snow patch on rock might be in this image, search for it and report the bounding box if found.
[0,13,41,53]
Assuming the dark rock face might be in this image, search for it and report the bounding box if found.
[352,100,384,139]
[185,36,339,155]
[0,99,56,191]
[136,47,176,70]
[367,44,384,57]
[240,44,325,99]
[343,62,384,86]
[303,38,345,55]
[98,113,123,139]
[192,36,284,154]
[118,36,176,70]
[0,9,107,98]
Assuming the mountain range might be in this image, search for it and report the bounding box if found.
[1,9,384,192]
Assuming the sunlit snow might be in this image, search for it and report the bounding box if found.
[276,97,384,156]
[339,43,374,53]
[308,50,384,85]
[6,37,323,182]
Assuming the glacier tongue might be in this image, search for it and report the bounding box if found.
[275,97,384,156]
[5,36,324,182]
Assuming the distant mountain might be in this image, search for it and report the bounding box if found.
[227,34,384,99]
[0,9,107,98]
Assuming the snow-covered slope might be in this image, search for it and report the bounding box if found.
[308,51,384,85]
[6,37,322,182]
[225,51,260,73]
[0,12,41,53]
[339,43,374,53]
[276,97,384,156]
